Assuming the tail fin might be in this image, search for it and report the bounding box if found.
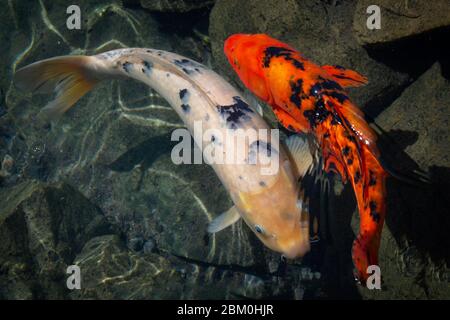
[14,56,98,122]
[319,96,387,284]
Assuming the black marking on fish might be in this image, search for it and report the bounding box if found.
[166,73,170,77]
[342,146,351,156]
[369,200,381,223]
[347,158,353,165]
[334,65,345,70]
[303,99,330,128]
[344,130,357,143]
[143,60,153,70]
[174,58,203,75]
[122,61,132,73]
[369,170,377,186]
[319,78,343,91]
[181,104,191,113]
[328,91,348,104]
[211,135,216,142]
[217,96,254,129]
[179,89,188,101]
[259,181,267,187]
[309,83,322,97]
[141,60,153,76]
[263,46,305,70]
[289,79,308,108]
[310,78,344,97]
[330,110,343,126]
[354,170,361,184]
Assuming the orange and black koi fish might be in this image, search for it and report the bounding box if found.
[224,33,388,283]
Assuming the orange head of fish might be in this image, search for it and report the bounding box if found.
[225,34,281,104]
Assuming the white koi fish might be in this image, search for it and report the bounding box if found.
[14,48,314,258]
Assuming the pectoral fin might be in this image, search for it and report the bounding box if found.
[285,134,314,178]
[207,206,241,233]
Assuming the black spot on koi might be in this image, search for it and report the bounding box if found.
[217,96,254,129]
[369,170,377,186]
[354,170,361,184]
[122,61,132,73]
[174,58,203,75]
[303,99,330,128]
[262,46,305,70]
[369,200,381,223]
[342,146,351,156]
[179,89,188,100]
[328,91,348,104]
[181,104,191,113]
[141,60,153,75]
[289,79,308,108]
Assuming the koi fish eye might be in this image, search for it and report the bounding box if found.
[255,225,265,234]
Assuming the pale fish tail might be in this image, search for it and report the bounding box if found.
[13,56,99,122]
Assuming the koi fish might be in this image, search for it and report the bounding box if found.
[224,34,388,283]
[14,48,315,259]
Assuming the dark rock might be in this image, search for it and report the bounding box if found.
[377,63,450,171]
[354,62,450,299]
[143,238,156,254]
[0,180,114,299]
[128,237,144,252]
[354,0,450,45]
[69,234,317,299]
[140,0,215,12]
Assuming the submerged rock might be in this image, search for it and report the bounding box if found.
[377,63,450,171]
[354,0,450,45]
[0,180,114,299]
[355,62,450,299]
[69,234,303,299]
[140,0,215,12]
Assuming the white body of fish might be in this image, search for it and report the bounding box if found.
[14,48,312,258]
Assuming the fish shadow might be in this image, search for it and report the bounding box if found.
[379,129,450,271]
[320,180,362,299]
[108,132,176,190]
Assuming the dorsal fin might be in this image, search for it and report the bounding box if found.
[322,65,368,88]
